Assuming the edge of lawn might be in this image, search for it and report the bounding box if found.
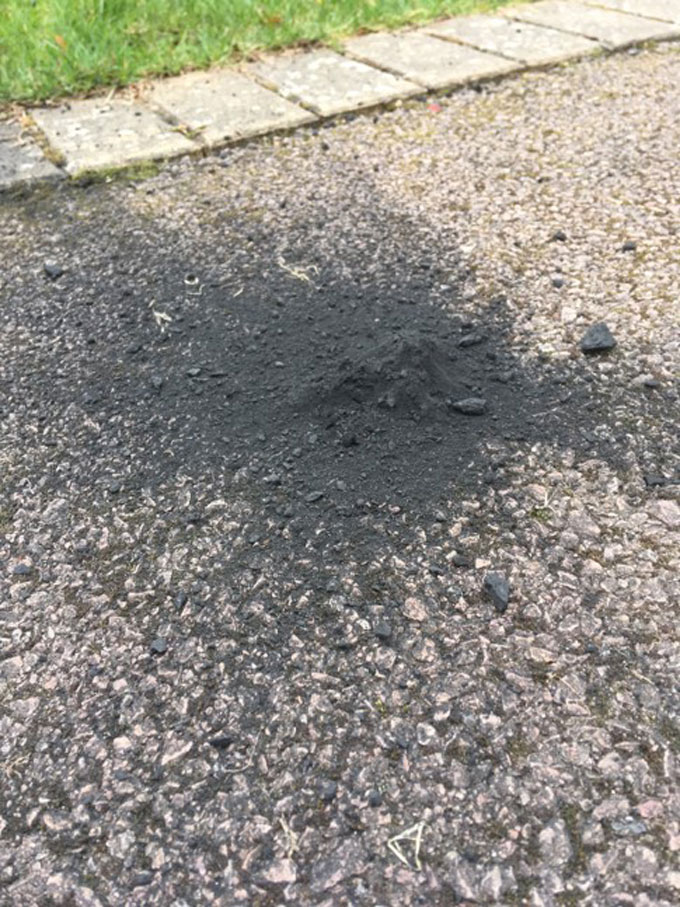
[0,0,522,112]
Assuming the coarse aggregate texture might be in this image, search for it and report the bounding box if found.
[0,43,679,907]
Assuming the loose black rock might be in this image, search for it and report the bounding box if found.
[374,620,392,641]
[44,262,64,280]
[611,816,647,837]
[621,240,637,252]
[319,780,338,802]
[12,563,33,576]
[459,333,484,348]
[367,790,383,807]
[451,397,487,415]
[644,474,671,488]
[580,323,616,354]
[174,590,188,609]
[452,553,472,568]
[209,734,234,750]
[551,230,567,242]
[130,872,154,888]
[484,572,510,613]
[150,637,168,655]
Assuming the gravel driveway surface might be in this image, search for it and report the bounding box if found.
[1,42,679,907]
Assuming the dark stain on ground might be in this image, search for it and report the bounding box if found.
[3,186,674,557]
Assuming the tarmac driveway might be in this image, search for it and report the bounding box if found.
[0,42,679,906]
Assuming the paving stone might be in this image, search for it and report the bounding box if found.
[425,14,600,65]
[31,99,196,175]
[344,31,518,90]
[0,121,62,189]
[247,50,419,117]
[503,0,680,48]
[583,0,680,22]
[147,69,315,147]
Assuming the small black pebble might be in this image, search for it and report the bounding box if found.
[209,734,234,750]
[484,572,510,613]
[459,333,484,348]
[644,474,667,488]
[44,262,64,280]
[621,240,636,252]
[12,563,33,576]
[452,553,471,568]
[174,590,188,609]
[374,620,392,641]
[580,322,616,354]
[130,872,153,888]
[343,806,363,830]
[319,780,337,802]
[367,790,383,807]
[552,277,564,288]
[451,397,487,416]
[150,638,168,655]
[551,230,567,242]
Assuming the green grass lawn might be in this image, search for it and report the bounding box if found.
[0,0,517,104]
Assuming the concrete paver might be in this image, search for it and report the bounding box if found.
[503,0,680,47]
[344,30,519,90]
[246,50,419,117]
[425,14,600,65]
[0,121,62,189]
[9,1,680,189]
[31,99,196,174]
[583,0,680,22]
[146,69,315,147]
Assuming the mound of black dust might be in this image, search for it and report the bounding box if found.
[309,334,469,417]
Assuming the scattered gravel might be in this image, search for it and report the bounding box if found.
[0,42,679,907]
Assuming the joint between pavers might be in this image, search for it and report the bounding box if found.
[418,29,602,68]
[140,99,212,149]
[8,109,61,165]
[237,65,326,118]
[3,9,679,192]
